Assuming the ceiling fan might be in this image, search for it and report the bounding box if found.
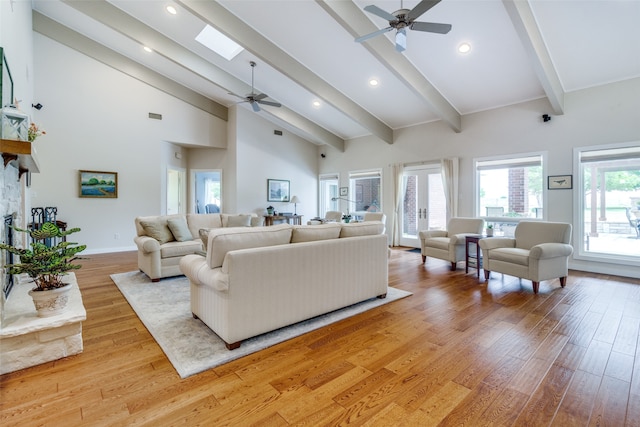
[355,0,452,52]
[229,61,281,112]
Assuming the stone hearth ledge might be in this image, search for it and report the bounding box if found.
[0,273,86,375]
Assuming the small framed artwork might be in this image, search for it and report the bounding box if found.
[79,170,118,198]
[340,187,348,196]
[548,174,572,190]
[267,179,290,202]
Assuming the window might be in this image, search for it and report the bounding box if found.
[318,173,339,217]
[475,153,545,231]
[349,170,382,220]
[576,143,640,263]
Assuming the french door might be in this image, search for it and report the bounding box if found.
[399,166,446,247]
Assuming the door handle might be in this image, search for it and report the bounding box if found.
[418,208,422,219]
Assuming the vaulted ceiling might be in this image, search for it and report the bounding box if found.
[32,0,640,151]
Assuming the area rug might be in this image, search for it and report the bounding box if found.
[110,271,412,378]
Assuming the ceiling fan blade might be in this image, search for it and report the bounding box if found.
[407,0,441,21]
[253,93,268,101]
[395,28,407,52]
[411,21,452,34]
[363,5,397,21]
[250,100,260,112]
[355,26,393,43]
[228,92,245,100]
[256,100,281,108]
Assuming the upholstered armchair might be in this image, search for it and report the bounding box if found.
[324,211,343,222]
[419,217,485,270]
[479,221,573,294]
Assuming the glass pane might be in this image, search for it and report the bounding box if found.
[427,172,446,230]
[581,155,640,258]
[403,175,417,236]
[478,164,542,218]
[352,176,381,212]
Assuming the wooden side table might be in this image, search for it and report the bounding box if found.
[465,234,484,278]
[264,215,303,226]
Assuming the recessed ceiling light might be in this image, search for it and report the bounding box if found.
[166,5,177,15]
[312,100,321,108]
[369,78,379,87]
[195,25,244,61]
[458,42,471,54]
[143,46,153,53]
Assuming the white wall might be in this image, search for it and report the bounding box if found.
[31,34,228,254]
[319,78,640,278]
[234,106,318,219]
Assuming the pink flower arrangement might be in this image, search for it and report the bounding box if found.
[28,122,46,142]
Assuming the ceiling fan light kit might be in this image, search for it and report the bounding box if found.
[356,0,452,52]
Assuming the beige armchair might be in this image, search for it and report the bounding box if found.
[479,221,573,294]
[419,217,485,270]
[324,211,343,222]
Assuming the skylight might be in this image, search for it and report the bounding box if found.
[195,25,244,61]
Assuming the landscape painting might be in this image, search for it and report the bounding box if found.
[79,170,118,198]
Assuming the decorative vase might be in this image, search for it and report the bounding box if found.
[28,284,72,317]
[267,208,274,216]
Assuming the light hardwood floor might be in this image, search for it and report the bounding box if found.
[1,249,639,426]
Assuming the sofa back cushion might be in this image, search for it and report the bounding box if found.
[291,223,342,243]
[514,221,572,249]
[339,221,385,238]
[226,214,252,228]
[207,224,293,268]
[186,214,222,239]
[136,214,187,243]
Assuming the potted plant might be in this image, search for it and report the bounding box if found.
[266,205,275,216]
[0,222,86,317]
[342,214,352,223]
[486,224,494,236]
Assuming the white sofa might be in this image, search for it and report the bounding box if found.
[179,221,389,350]
[134,213,262,281]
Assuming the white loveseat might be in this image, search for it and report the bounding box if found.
[179,221,389,350]
[134,213,262,281]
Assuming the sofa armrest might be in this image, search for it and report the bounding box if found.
[180,254,230,291]
[529,243,573,259]
[134,235,160,253]
[419,230,447,240]
[479,237,515,251]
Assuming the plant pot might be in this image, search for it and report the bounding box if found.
[486,228,494,237]
[28,284,72,317]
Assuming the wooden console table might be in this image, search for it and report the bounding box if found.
[264,215,303,226]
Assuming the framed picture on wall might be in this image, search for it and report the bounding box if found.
[267,179,290,202]
[548,174,572,190]
[340,187,348,196]
[79,170,118,198]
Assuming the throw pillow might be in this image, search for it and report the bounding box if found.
[167,217,193,242]
[226,214,252,228]
[140,219,175,244]
[199,228,211,249]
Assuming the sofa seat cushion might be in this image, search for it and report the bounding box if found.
[160,240,203,258]
[207,224,293,268]
[424,236,451,251]
[490,247,530,266]
[339,221,384,238]
[291,223,341,243]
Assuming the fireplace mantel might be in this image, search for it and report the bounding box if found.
[0,138,40,176]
